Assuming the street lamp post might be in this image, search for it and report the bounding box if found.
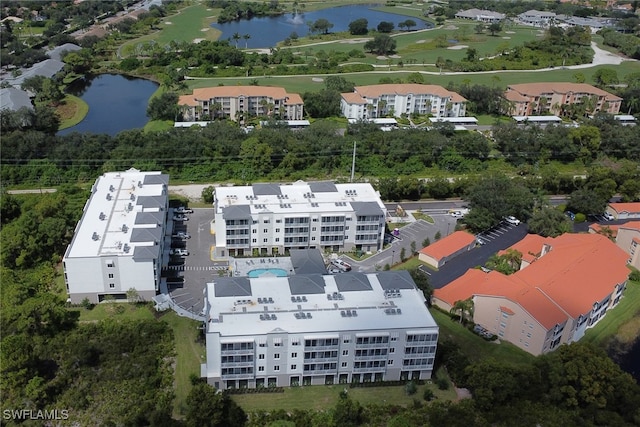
[392,250,395,266]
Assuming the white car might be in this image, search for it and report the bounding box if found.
[172,232,191,239]
[169,248,189,256]
[505,216,521,226]
[603,212,614,221]
[173,215,189,221]
[175,206,193,214]
[450,211,464,219]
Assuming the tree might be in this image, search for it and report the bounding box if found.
[485,249,522,275]
[302,89,341,117]
[147,92,179,121]
[312,18,333,34]
[364,34,396,55]
[400,247,406,262]
[568,188,607,215]
[450,298,473,323]
[126,287,140,303]
[592,68,619,87]
[332,391,363,427]
[464,47,478,62]
[409,268,432,300]
[527,207,572,237]
[348,18,368,35]
[324,76,355,92]
[185,383,246,427]
[488,22,502,36]
[377,21,394,33]
[243,33,251,48]
[401,19,416,31]
[232,32,241,48]
[202,186,215,204]
[474,23,485,34]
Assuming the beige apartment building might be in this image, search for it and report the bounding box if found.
[433,233,629,355]
[178,86,304,122]
[504,82,622,117]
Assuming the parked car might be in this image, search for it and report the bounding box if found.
[565,211,576,221]
[173,215,189,221]
[172,231,191,239]
[450,211,463,219]
[175,206,193,214]
[169,248,189,256]
[603,212,614,221]
[331,259,352,272]
[504,216,521,226]
[476,237,486,246]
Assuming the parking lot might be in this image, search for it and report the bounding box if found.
[165,207,226,316]
[426,220,528,289]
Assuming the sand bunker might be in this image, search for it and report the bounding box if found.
[164,21,172,25]
[502,36,511,39]
[193,38,204,44]
[389,54,401,59]
[201,28,210,32]
[341,38,369,44]
[312,77,324,82]
[505,31,515,34]
[447,45,468,50]
[444,25,459,30]
[416,39,426,44]
[376,55,388,60]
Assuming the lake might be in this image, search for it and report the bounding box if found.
[212,4,433,49]
[59,74,158,136]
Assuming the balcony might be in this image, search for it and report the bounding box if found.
[221,372,254,379]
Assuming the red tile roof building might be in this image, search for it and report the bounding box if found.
[504,82,622,117]
[607,202,640,220]
[433,233,629,355]
[178,86,304,123]
[418,231,476,268]
[340,84,467,120]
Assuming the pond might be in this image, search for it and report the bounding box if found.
[211,4,433,49]
[58,74,159,136]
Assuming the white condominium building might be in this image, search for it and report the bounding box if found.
[340,84,467,120]
[63,169,169,304]
[202,270,439,389]
[212,181,387,259]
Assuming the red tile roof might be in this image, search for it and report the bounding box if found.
[589,223,621,237]
[352,84,467,103]
[498,233,548,264]
[178,86,303,106]
[434,233,629,329]
[620,221,640,231]
[419,231,476,261]
[609,202,640,214]
[499,306,515,315]
[507,83,622,101]
[341,92,367,104]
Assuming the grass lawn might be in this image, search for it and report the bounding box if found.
[120,3,221,56]
[160,312,205,418]
[583,280,640,347]
[430,308,535,366]
[231,381,456,412]
[57,95,89,130]
[185,61,640,95]
[74,302,156,322]
[413,212,434,223]
[144,119,174,132]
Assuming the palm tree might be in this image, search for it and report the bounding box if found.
[450,298,474,324]
[243,34,251,49]
[232,32,241,48]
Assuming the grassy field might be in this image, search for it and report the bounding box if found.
[57,94,89,130]
[144,119,174,132]
[583,279,640,347]
[74,302,156,322]
[186,61,640,95]
[231,380,457,412]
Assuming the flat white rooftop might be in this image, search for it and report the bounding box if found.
[430,117,478,124]
[348,118,398,125]
[205,271,437,337]
[215,181,385,217]
[614,115,637,121]
[66,169,168,259]
[513,115,562,123]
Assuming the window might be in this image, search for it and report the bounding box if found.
[107,262,114,268]
[341,362,347,368]
[276,219,282,223]
[291,364,297,370]
[259,343,266,347]
[274,353,280,359]
[388,359,394,365]
[263,229,268,233]
[390,337,397,342]
[342,350,348,356]
[389,348,395,353]
[108,273,114,279]
[274,342,282,347]
[275,238,280,242]
[343,337,350,344]
[274,366,280,371]
[312,227,316,231]
[258,366,264,372]
[291,352,297,358]
[263,219,270,223]
[252,239,257,243]
[259,354,265,360]
[252,229,257,234]
[263,239,268,243]
[276,228,280,233]
[109,283,115,288]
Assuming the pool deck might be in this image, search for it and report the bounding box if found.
[233,257,295,277]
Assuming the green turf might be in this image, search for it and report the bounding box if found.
[230,380,456,412]
[430,308,535,366]
[57,94,89,130]
[144,119,174,132]
[74,302,156,322]
[582,279,640,347]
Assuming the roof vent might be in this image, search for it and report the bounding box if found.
[123,244,130,253]
[295,312,302,319]
[306,312,312,318]
[109,185,115,192]
[92,232,100,241]
[106,193,112,201]
[302,296,307,302]
[296,296,302,303]
[99,212,106,220]
[122,224,128,233]
[258,297,264,304]
[351,310,357,317]
[130,193,136,201]
[268,297,274,304]
[341,310,347,317]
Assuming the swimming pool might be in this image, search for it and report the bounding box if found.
[247,268,288,278]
